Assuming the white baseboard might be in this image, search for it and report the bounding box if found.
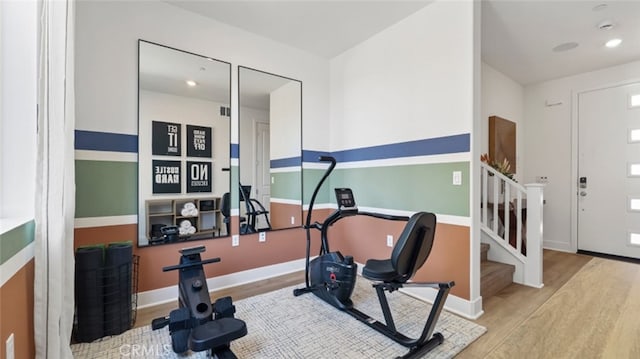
[137,258,307,308]
[400,287,484,320]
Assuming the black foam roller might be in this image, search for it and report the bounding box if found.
[103,243,133,335]
[75,246,105,342]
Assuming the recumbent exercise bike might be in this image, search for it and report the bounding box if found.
[152,246,247,358]
[293,156,455,359]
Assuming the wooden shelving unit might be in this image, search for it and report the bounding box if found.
[145,197,222,240]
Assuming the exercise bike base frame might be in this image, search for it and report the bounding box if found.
[344,281,453,358]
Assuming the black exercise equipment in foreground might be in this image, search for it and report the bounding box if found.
[151,246,247,358]
[293,156,455,359]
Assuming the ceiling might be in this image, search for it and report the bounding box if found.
[166,0,640,86]
[139,40,231,103]
[482,0,640,85]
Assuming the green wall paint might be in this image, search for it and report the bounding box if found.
[75,160,137,218]
[231,164,239,210]
[308,162,470,216]
[302,168,331,205]
[0,221,35,265]
[271,172,302,200]
[73,159,468,219]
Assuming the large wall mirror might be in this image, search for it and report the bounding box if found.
[238,66,302,233]
[138,40,231,246]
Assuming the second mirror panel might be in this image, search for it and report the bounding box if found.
[238,67,302,233]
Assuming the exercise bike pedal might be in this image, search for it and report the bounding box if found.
[151,317,169,330]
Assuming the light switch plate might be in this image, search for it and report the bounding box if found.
[453,171,462,185]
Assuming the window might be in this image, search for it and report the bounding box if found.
[0,0,37,233]
[630,163,640,177]
[630,129,640,143]
[630,198,640,212]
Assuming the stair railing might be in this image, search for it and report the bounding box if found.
[480,162,544,288]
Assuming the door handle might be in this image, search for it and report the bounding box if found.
[579,191,587,197]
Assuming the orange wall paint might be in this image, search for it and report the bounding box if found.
[72,209,471,299]
[0,260,35,359]
[330,216,470,300]
[270,202,303,229]
[74,210,332,293]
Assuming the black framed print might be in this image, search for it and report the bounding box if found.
[187,161,212,193]
[152,160,181,193]
[187,125,212,157]
[152,121,181,156]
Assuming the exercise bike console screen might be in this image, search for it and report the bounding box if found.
[335,188,357,211]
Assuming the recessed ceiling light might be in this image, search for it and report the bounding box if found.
[186,80,197,87]
[552,42,579,52]
[605,38,622,48]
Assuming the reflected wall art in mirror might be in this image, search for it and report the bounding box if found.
[137,40,231,246]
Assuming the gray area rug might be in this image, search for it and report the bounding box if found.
[71,279,485,358]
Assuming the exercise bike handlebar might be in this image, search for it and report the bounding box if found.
[305,156,337,228]
[162,257,221,272]
[358,211,410,222]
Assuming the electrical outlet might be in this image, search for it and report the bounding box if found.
[453,171,462,186]
[536,176,548,184]
[386,235,393,247]
[259,232,266,242]
[6,333,15,359]
[291,216,295,225]
[232,235,239,247]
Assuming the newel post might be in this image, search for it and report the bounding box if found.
[524,183,545,288]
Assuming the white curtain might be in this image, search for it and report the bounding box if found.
[34,0,75,358]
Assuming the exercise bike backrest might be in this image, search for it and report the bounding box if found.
[391,211,437,282]
[162,246,221,322]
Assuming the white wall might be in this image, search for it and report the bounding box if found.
[75,0,330,150]
[481,62,524,179]
[270,81,301,160]
[0,0,36,228]
[524,60,640,251]
[329,1,474,150]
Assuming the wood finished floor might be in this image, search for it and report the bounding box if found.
[136,250,640,358]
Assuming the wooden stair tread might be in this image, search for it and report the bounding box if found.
[481,259,515,299]
[481,243,490,262]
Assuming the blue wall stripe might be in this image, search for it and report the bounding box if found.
[75,130,468,163]
[75,130,138,153]
[303,134,469,163]
[302,150,331,163]
[231,143,239,159]
[271,156,301,168]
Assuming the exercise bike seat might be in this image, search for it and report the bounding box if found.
[189,317,247,352]
[362,212,436,283]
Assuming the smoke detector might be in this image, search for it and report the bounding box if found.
[598,20,615,30]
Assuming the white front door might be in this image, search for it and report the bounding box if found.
[577,82,640,258]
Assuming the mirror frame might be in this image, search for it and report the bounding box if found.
[237,66,303,234]
[137,40,232,247]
